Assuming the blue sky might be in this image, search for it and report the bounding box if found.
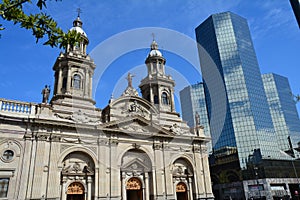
[0,1,299,114]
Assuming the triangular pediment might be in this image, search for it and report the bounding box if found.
[102,115,173,136]
[102,96,159,122]
[121,158,151,172]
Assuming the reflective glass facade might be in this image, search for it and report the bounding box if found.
[195,12,283,168]
[262,73,300,155]
[180,83,212,152]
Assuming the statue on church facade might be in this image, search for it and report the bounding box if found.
[126,72,135,88]
[41,85,50,103]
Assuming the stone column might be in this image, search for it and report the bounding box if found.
[57,68,63,94]
[26,138,37,199]
[41,140,51,197]
[193,144,204,196]
[80,42,84,54]
[94,168,99,200]
[84,44,87,55]
[17,139,32,199]
[153,142,165,198]
[122,172,127,200]
[188,178,193,200]
[152,168,157,199]
[143,184,146,200]
[145,173,150,200]
[87,176,92,200]
[110,138,120,198]
[89,72,93,98]
[158,86,161,105]
[170,88,175,112]
[84,69,89,97]
[66,67,71,94]
[201,145,212,196]
[150,85,154,103]
[61,177,67,200]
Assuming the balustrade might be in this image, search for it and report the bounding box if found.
[0,98,36,115]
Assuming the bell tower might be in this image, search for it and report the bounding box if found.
[50,15,97,114]
[139,40,176,112]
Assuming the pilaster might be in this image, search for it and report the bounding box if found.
[153,141,165,197]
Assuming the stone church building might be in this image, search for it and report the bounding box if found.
[0,17,214,200]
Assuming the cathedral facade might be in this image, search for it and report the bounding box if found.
[0,17,214,200]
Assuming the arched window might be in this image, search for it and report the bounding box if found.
[2,150,14,161]
[73,74,81,89]
[161,92,169,105]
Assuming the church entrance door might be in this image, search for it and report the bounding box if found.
[67,194,84,200]
[126,177,143,200]
[66,182,85,200]
[176,182,188,200]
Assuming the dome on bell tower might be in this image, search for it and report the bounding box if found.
[66,14,89,55]
[148,40,163,57]
[139,40,176,113]
[70,16,87,38]
[145,40,166,76]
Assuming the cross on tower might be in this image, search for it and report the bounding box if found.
[151,33,155,41]
[76,8,82,17]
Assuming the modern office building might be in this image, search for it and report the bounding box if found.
[262,73,300,156]
[180,82,212,153]
[195,11,283,168]
[290,0,300,28]
[194,12,299,199]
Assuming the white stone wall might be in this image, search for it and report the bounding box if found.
[0,101,214,200]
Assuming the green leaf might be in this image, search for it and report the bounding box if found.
[36,0,47,9]
[0,0,82,49]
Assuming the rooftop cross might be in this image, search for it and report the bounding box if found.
[151,33,155,41]
[76,8,82,18]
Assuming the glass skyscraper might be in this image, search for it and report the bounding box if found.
[180,82,211,152]
[195,12,284,168]
[262,73,300,155]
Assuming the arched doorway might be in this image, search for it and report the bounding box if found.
[67,182,85,200]
[126,177,143,200]
[120,149,153,200]
[176,182,188,200]
[60,151,95,200]
[172,158,194,200]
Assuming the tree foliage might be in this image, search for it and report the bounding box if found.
[0,0,82,48]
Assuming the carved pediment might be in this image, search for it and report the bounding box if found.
[102,115,173,136]
[104,96,159,121]
[121,158,151,172]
